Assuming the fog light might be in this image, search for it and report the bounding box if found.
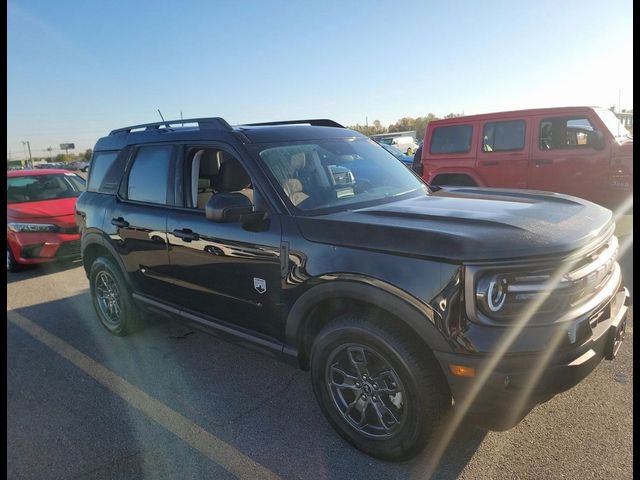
[449,364,476,378]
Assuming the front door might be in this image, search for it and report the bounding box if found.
[164,144,283,338]
[528,115,609,204]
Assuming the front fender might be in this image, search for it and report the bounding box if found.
[285,276,454,357]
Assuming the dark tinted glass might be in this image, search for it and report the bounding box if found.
[127,145,172,204]
[87,152,119,192]
[430,125,473,154]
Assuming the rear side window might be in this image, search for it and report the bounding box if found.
[87,152,120,192]
[127,145,172,204]
[482,120,526,152]
[430,125,473,154]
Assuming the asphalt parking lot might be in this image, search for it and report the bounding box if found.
[7,239,633,479]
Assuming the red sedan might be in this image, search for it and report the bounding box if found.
[7,169,85,272]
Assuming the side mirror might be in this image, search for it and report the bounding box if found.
[205,193,253,223]
[591,130,605,150]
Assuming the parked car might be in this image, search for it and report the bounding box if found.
[77,116,629,461]
[379,136,419,155]
[7,169,85,272]
[380,143,414,167]
[69,160,90,172]
[416,106,633,212]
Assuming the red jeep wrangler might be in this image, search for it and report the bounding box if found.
[416,107,633,213]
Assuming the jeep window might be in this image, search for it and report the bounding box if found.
[127,145,172,204]
[87,151,119,192]
[430,125,473,154]
[482,120,525,152]
[539,117,598,150]
[257,138,426,213]
[7,174,86,203]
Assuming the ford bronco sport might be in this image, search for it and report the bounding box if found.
[76,117,630,460]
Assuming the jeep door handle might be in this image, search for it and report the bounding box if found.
[173,229,200,242]
[534,159,554,166]
[481,160,499,166]
[111,217,129,228]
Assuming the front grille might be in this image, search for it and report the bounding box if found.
[55,240,81,258]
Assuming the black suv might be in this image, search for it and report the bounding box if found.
[76,117,629,460]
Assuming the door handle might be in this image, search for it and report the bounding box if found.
[481,160,499,166]
[534,159,554,166]
[111,217,129,228]
[173,229,200,242]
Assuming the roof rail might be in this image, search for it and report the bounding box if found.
[242,119,345,129]
[109,117,232,136]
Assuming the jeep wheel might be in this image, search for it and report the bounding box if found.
[310,314,450,460]
[89,257,137,336]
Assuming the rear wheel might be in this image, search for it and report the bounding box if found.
[310,313,450,460]
[89,257,138,336]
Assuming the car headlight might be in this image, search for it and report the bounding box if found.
[7,223,59,233]
[472,270,572,323]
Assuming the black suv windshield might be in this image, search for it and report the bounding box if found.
[7,173,86,204]
[257,138,427,213]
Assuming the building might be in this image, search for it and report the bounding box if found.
[615,110,633,128]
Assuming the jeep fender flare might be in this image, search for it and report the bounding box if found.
[285,278,452,356]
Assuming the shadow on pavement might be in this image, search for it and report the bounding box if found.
[7,258,83,284]
[8,292,486,479]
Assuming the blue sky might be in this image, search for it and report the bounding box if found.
[7,0,633,159]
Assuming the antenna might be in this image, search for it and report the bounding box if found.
[157,109,165,122]
[181,110,183,126]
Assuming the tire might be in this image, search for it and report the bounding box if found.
[7,246,21,273]
[310,313,450,461]
[89,256,138,336]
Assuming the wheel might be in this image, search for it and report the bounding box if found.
[7,246,21,273]
[89,256,138,336]
[310,313,450,460]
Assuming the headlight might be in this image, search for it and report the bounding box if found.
[477,275,509,313]
[7,223,59,233]
[473,270,571,322]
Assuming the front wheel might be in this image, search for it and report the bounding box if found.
[310,314,450,460]
[7,246,21,273]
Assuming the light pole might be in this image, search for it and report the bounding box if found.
[21,141,33,169]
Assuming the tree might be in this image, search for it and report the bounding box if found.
[83,149,93,161]
[55,153,73,163]
[414,114,440,141]
[444,113,461,119]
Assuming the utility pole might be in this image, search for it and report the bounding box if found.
[22,141,33,169]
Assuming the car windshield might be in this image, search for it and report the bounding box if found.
[595,108,632,140]
[257,138,427,213]
[7,173,86,204]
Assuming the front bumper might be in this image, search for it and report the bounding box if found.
[8,231,81,264]
[433,287,630,431]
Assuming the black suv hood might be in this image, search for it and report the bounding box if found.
[295,188,614,262]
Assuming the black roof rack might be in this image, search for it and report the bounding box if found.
[109,117,232,136]
[241,119,345,129]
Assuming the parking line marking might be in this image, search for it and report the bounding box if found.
[8,312,282,480]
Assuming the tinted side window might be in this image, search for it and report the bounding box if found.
[127,145,172,204]
[539,117,595,150]
[430,125,473,154]
[87,151,119,192]
[482,120,525,152]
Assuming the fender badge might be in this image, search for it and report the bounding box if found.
[254,277,266,294]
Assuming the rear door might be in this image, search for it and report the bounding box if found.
[476,118,528,188]
[110,144,174,299]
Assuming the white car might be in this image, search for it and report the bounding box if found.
[381,136,419,155]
